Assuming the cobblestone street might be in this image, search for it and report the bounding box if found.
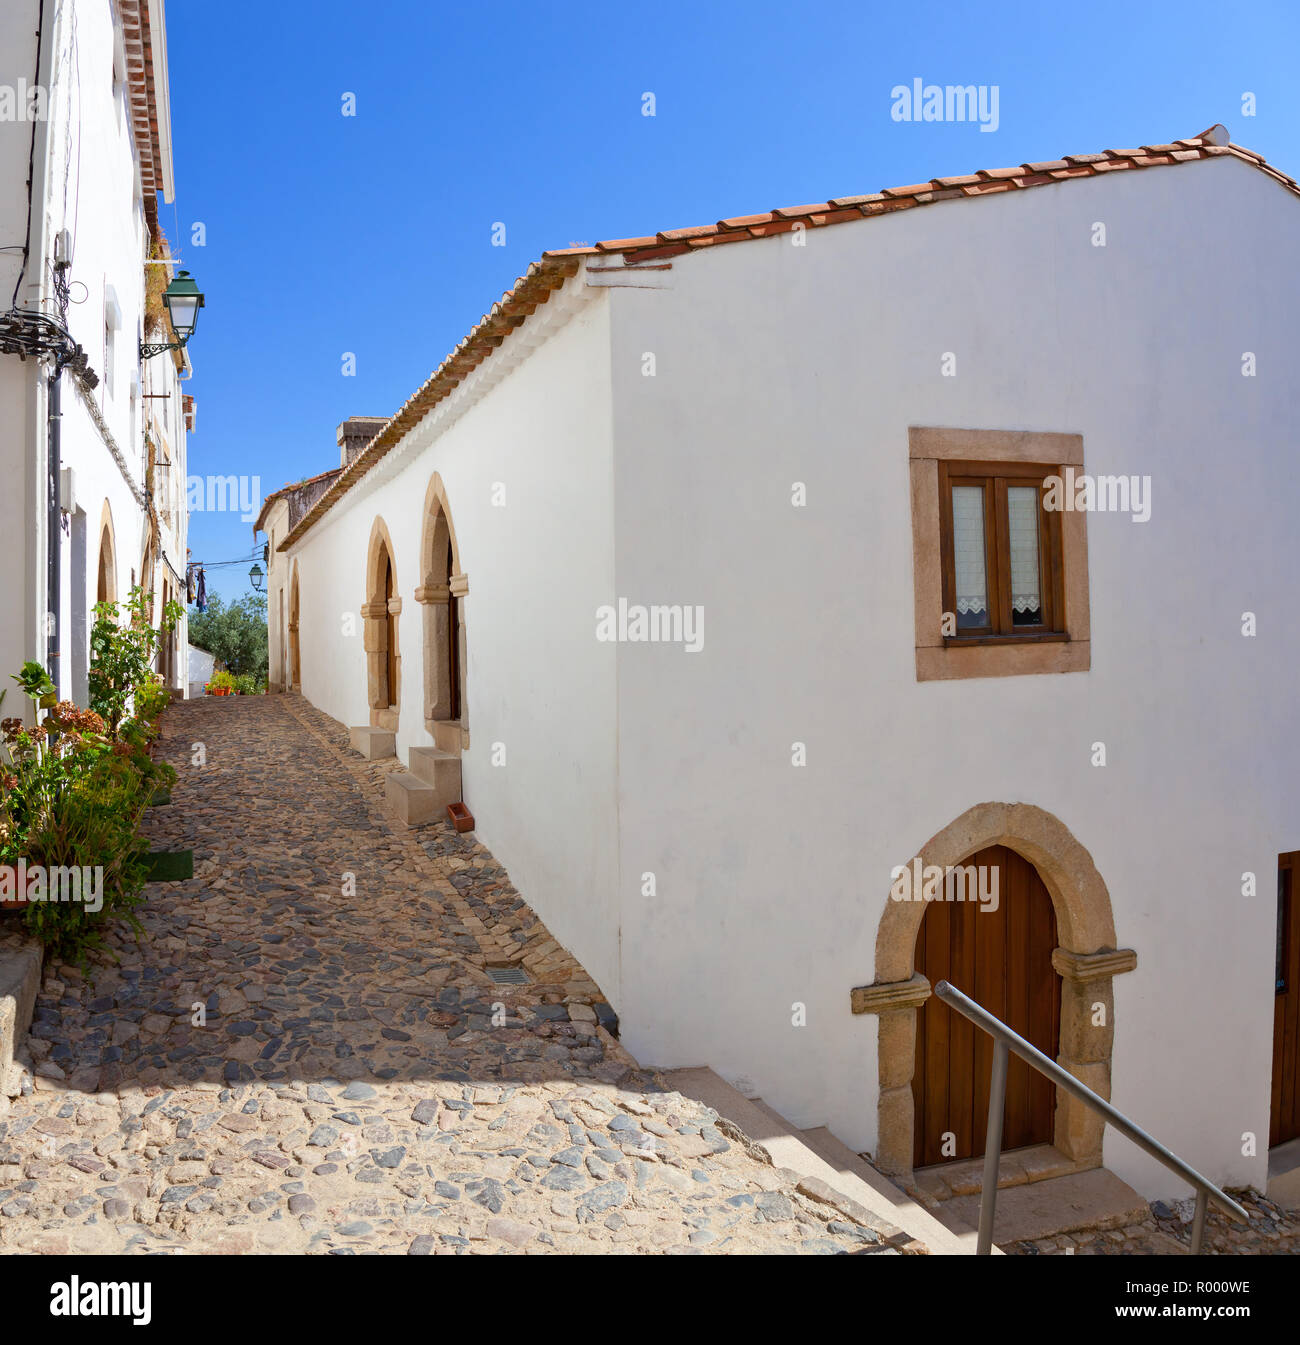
[1006,1189,1300,1256]
[0,695,900,1255]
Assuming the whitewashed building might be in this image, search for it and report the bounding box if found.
[266,125,1300,1204]
[0,0,191,705]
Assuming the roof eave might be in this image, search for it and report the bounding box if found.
[148,0,176,203]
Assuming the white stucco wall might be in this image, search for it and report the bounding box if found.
[187,642,215,698]
[0,4,41,689]
[605,153,1300,1200]
[0,0,175,701]
[287,291,623,998]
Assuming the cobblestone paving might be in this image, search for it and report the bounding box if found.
[1007,1190,1300,1256]
[0,695,895,1255]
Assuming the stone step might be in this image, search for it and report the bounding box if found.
[940,1166,1150,1245]
[348,725,395,760]
[384,773,441,827]
[1266,1137,1300,1209]
[662,1067,973,1254]
[408,746,462,803]
[0,931,42,1097]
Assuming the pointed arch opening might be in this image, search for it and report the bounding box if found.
[289,561,301,691]
[416,473,468,744]
[96,501,118,606]
[364,517,401,730]
[852,801,1136,1181]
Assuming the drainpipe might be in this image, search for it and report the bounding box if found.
[46,368,61,695]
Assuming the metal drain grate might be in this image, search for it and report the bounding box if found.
[485,966,529,985]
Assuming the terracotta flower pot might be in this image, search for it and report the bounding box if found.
[447,802,475,833]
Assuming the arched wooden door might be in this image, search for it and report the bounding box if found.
[912,845,1061,1167]
[289,573,300,689]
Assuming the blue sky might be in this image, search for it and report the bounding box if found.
[167,0,1300,601]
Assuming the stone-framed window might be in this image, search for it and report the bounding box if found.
[909,428,1091,681]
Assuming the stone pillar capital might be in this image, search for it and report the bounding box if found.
[850,972,931,1015]
[1051,947,1138,983]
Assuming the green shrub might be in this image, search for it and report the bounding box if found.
[19,751,150,965]
[2,637,176,970]
[89,587,183,735]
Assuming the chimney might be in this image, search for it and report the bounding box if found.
[337,416,388,468]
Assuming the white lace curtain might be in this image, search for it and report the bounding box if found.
[952,486,987,615]
[1007,486,1041,613]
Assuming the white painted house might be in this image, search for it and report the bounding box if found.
[0,0,191,706]
[267,124,1300,1205]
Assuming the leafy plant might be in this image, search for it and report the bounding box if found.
[3,634,177,968]
[207,669,237,693]
[18,751,150,964]
[88,586,183,736]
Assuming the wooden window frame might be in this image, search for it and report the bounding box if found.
[938,459,1066,648]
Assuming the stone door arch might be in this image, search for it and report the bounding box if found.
[364,517,401,730]
[415,473,468,739]
[96,501,118,605]
[289,562,301,691]
[850,801,1137,1180]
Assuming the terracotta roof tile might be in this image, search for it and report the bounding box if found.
[718,211,778,229]
[685,229,753,249]
[803,205,873,224]
[744,218,805,237]
[657,224,719,241]
[772,202,835,218]
[280,125,1300,551]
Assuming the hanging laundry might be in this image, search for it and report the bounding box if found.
[186,565,196,604]
[195,566,207,612]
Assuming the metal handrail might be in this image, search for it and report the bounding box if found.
[933,980,1249,1254]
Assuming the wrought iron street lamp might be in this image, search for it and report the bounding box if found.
[141,270,205,359]
[249,563,264,592]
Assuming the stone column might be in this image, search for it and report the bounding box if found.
[850,973,932,1180]
[360,599,389,710]
[1051,947,1138,1165]
[415,581,451,719]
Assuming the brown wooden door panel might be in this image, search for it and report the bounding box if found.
[913,845,1061,1167]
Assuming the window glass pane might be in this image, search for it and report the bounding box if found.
[951,486,988,628]
[1007,485,1042,626]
